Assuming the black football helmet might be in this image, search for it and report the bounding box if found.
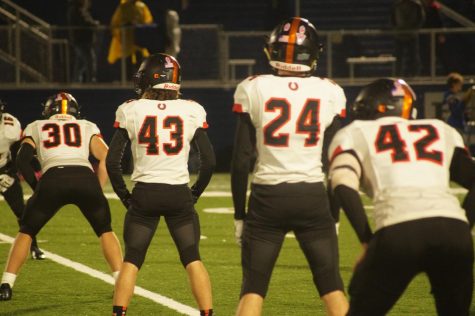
[42,92,81,119]
[134,53,181,96]
[264,17,323,74]
[352,78,417,120]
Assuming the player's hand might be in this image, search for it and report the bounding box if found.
[0,174,14,193]
[234,219,244,247]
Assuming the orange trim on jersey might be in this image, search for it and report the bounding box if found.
[285,18,301,64]
[202,122,209,129]
[113,121,120,128]
[340,108,346,118]
[330,145,344,163]
[232,103,243,113]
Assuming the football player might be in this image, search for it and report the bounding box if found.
[0,93,123,301]
[106,53,215,316]
[0,99,44,260]
[231,17,349,316]
[328,78,475,315]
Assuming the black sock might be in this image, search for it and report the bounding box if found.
[200,309,213,316]
[112,305,127,316]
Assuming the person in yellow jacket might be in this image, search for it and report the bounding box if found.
[108,0,154,66]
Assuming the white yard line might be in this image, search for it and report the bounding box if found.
[0,188,466,202]
[0,233,199,316]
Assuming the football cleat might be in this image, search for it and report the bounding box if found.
[0,283,12,301]
[30,245,46,260]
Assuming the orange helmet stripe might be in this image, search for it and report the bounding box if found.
[61,97,68,114]
[172,60,178,83]
[285,18,301,64]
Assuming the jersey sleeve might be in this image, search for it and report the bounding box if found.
[332,83,347,118]
[232,79,252,114]
[3,114,22,142]
[114,103,128,129]
[193,103,209,130]
[86,121,101,139]
[328,124,357,162]
[22,122,37,143]
[113,103,133,139]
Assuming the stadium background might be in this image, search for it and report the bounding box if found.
[2,0,475,170]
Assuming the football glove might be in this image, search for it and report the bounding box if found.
[234,219,244,247]
[0,174,14,193]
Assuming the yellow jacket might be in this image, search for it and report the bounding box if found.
[107,0,154,64]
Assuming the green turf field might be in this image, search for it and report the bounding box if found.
[0,174,473,315]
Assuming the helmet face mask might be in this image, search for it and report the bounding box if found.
[42,93,81,119]
[352,78,416,121]
[134,53,181,97]
[265,17,322,74]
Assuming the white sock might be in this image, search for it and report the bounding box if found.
[1,272,17,288]
[112,271,120,281]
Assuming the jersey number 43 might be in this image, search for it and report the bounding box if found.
[138,116,183,155]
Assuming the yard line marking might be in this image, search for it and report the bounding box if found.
[0,188,466,203]
[0,233,199,316]
[203,207,233,214]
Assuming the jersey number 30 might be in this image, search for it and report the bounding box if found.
[138,116,183,155]
[264,98,320,147]
[42,123,81,148]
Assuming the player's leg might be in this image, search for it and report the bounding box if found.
[424,219,474,316]
[74,171,122,274]
[347,224,420,315]
[236,184,289,316]
[113,208,159,312]
[0,184,60,300]
[165,188,212,315]
[296,226,348,316]
[236,219,286,316]
[2,178,44,260]
[291,182,347,315]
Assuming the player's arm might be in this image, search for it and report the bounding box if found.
[449,147,475,227]
[106,128,131,208]
[190,128,216,203]
[16,137,38,190]
[322,116,344,225]
[90,134,109,188]
[329,151,373,244]
[231,113,255,220]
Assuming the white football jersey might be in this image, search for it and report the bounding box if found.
[329,117,467,231]
[0,113,22,169]
[233,75,346,185]
[23,114,100,172]
[114,98,208,184]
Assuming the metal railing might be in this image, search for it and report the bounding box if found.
[0,23,474,87]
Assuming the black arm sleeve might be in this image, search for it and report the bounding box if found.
[231,113,256,220]
[190,128,216,201]
[333,185,373,243]
[106,128,131,205]
[322,115,343,175]
[6,140,21,175]
[450,147,475,227]
[16,142,38,190]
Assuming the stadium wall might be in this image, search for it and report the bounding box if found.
[1,84,447,171]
